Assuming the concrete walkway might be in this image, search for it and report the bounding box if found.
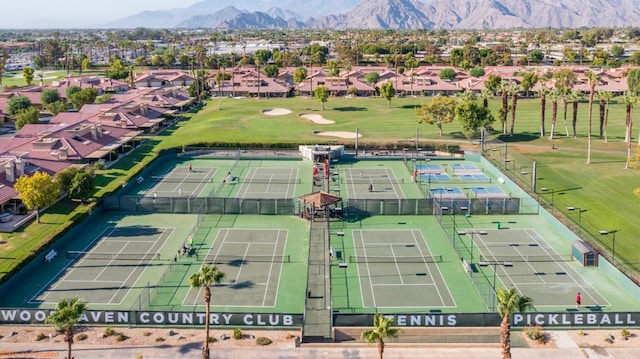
[3,342,640,359]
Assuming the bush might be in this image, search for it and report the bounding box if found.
[155,337,165,342]
[116,333,128,342]
[256,337,272,346]
[143,331,152,337]
[621,329,632,340]
[36,333,47,341]
[233,328,243,340]
[104,327,116,336]
[207,336,217,343]
[523,325,545,343]
[136,356,143,359]
[76,333,88,341]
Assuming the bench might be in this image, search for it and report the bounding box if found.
[45,249,57,262]
[462,259,473,273]
[136,176,144,184]
[0,212,13,223]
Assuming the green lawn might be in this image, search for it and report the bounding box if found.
[1,94,639,284]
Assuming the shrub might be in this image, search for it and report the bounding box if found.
[155,337,165,342]
[36,333,47,341]
[136,356,143,359]
[233,328,243,340]
[143,331,152,337]
[104,327,116,336]
[256,337,272,346]
[76,333,88,341]
[207,336,217,343]
[523,324,545,343]
[577,330,587,336]
[285,333,297,340]
[116,333,128,342]
[621,329,632,340]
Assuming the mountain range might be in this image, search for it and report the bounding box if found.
[104,0,640,30]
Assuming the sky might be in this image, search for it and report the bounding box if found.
[1,0,202,29]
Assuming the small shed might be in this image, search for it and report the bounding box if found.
[572,240,598,266]
[298,191,343,221]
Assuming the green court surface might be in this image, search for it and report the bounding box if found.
[0,155,637,322]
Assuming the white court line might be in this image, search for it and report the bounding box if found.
[64,280,122,284]
[384,168,405,199]
[411,229,453,307]
[262,229,284,307]
[353,230,376,308]
[373,283,438,287]
[523,228,610,306]
[232,244,252,284]
[388,244,405,285]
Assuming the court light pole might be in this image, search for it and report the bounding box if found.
[599,230,619,265]
[478,261,507,311]
[540,187,555,207]
[567,206,585,236]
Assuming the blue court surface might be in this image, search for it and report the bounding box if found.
[421,173,451,182]
[468,186,506,197]
[429,186,466,198]
[456,173,490,181]
[451,164,480,171]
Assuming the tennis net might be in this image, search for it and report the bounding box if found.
[341,178,405,184]
[151,176,214,183]
[206,254,291,263]
[349,255,443,263]
[67,251,159,261]
[478,254,574,263]
[238,178,301,184]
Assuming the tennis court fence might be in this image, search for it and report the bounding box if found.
[348,255,443,263]
[478,254,574,263]
[67,251,161,261]
[205,254,291,263]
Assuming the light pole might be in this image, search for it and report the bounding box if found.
[540,187,555,207]
[478,261,507,311]
[567,206,586,236]
[599,230,619,265]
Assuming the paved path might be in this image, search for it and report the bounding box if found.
[3,342,640,359]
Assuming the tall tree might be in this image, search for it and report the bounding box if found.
[553,69,577,136]
[479,88,493,108]
[45,297,87,359]
[508,82,520,135]
[586,71,597,164]
[314,85,329,111]
[536,87,549,137]
[0,46,8,90]
[498,80,510,134]
[189,264,225,359]
[596,90,614,142]
[22,67,35,85]
[548,90,561,140]
[455,99,495,139]
[497,287,533,359]
[569,90,581,138]
[14,171,60,223]
[380,82,395,108]
[361,314,402,359]
[621,92,637,169]
[416,96,457,137]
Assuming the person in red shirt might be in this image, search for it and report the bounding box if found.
[576,292,581,309]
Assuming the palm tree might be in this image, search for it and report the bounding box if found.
[508,82,520,135]
[189,264,225,359]
[497,287,533,359]
[568,90,581,138]
[596,90,614,141]
[621,92,637,169]
[536,86,549,137]
[46,297,88,359]
[361,314,402,359]
[585,71,597,164]
[499,81,510,134]
[548,90,561,140]
[479,88,493,108]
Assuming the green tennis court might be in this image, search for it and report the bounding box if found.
[341,168,407,199]
[183,228,288,307]
[30,226,173,305]
[462,228,609,308]
[352,229,455,308]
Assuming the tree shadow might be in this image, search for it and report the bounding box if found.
[333,107,367,112]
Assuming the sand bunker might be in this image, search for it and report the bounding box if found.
[314,131,362,139]
[300,113,335,124]
[262,108,292,116]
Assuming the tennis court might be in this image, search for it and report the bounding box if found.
[234,168,300,199]
[429,186,467,199]
[468,186,507,198]
[141,166,217,198]
[30,226,173,305]
[352,229,455,308]
[461,228,609,308]
[341,168,406,199]
[183,228,288,307]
